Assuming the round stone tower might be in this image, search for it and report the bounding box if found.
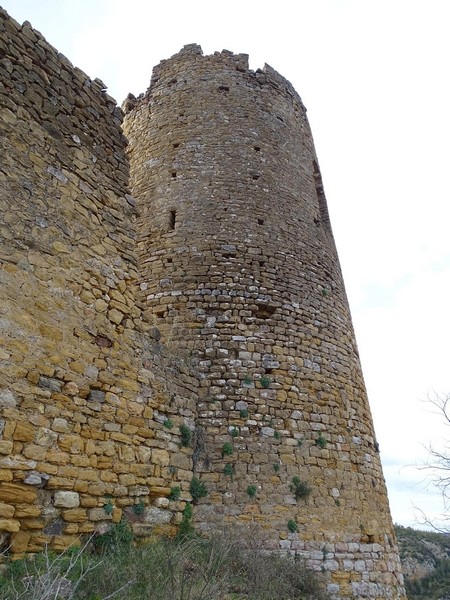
[123,45,405,599]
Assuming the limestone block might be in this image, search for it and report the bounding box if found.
[0,483,37,504]
[23,445,47,461]
[0,517,21,533]
[11,531,31,553]
[23,471,49,486]
[142,507,171,526]
[62,509,87,523]
[0,390,16,408]
[20,518,45,531]
[153,497,169,508]
[14,504,41,518]
[52,418,71,433]
[0,502,15,518]
[0,441,13,454]
[54,491,80,508]
[36,428,58,447]
[169,452,191,470]
[151,449,170,466]
[108,308,124,324]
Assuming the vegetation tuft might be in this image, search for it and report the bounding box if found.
[168,486,181,501]
[221,442,233,457]
[189,477,208,502]
[290,476,312,501]
[179,424,193,447]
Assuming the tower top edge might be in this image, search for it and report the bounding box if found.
[122,44,306,115]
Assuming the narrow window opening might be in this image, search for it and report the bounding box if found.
[259,261,265,267]
[218,85,230,92]
[257,218,264,225]
[169,210,176,230]
[167,258,173,264]
[254,146,261,152]
[170,171,177,178]
[173,143,180,149]
[313,160,332,233]
[156,310,165,318]
[252,174,260,180]
[367,534,375,544]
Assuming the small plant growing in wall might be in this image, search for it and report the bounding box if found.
[189,477,207,503]
[316,433,327,448]
[179,424,192,447]
[168,486,181,501]
[223,463,234,480]
[103,499,114,515]
[247,485,257,499]
[290,476,311,502]
[274,430,281,440]
[231,427,239,438]
[287,519,298,533]
[177,503,194,538]
[221,442,233,458]
[163,418,174,429]
[94,519,133,552]
[132,499,145,515]
[273,463,280,473]
[243,374,253,386]
[239,409,249,419]
[260,375,271,388]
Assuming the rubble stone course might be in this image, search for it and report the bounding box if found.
[0,8,405,599]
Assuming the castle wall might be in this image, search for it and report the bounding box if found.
[0,9,197,555]
[0,7,406,598]
[124,46,406,599]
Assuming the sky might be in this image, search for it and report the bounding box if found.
[2,0,450,530]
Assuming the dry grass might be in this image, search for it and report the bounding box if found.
[0,524,329,600]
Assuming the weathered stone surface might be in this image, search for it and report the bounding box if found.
[54,491,80,508]
[0,518,20,532]
[0,483,37,504]
[0,9,405,599]
[123,44,406,600]
[0,502,15,518]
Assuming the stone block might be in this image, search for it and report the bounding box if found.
[10,531,31,553]
[0,483,37,504]
[151,449,170,466]
[0,502,15,518]
[0,390,17,408]
[62,509,87,522]
[54,491,80,508]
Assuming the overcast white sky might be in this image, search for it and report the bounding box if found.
[3,0,450,530]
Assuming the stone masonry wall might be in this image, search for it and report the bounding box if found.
[0,7,406,599]
[124,45,406,599]
[0,9,198,556]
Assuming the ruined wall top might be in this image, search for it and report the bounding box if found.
[123,44,306,116]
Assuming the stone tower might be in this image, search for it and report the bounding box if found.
[124,45,405,599]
